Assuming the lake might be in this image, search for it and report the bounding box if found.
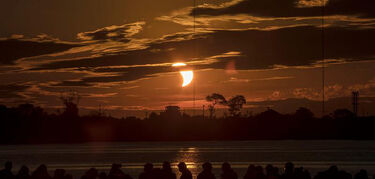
[0,140,374,178]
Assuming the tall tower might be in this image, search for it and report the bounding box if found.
[321,0,326,116]
[352,91,359,117]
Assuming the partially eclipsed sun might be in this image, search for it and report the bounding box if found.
[172,62,193,87]
[180,71,193,87]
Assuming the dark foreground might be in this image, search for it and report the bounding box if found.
[0,161,372,179]
[2,105,375,143]
[2,103,375,143]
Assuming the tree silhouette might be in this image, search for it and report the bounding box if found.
[148,112,159,120]
[206,93,227,119]
[227,95,246,117]
[332,108,355,119]
[60,91,81,119]
[256,108,281,119]
[294,107,314,120]
[0,101,375,143]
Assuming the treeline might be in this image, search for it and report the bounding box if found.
[0,102,374,144]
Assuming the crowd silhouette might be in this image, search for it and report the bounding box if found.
[0,161,373,179]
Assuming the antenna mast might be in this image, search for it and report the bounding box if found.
[321,0,325,116]
[193,0,196,117]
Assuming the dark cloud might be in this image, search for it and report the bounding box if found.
[0,84,29,99]
[37,25,375,69]
[51,80,91,87]
[77,22,145,41]
[0,39,80,65]
[192,0,375,18]
[53,66,172,86]
[30,25,375,85]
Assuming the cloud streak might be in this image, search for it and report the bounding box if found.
[191,0,375,18]
[22,25,375,87]
[0,37,80,65]
[77,22,145,42]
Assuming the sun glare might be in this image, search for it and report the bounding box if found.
[172,63,193,87]
[172,62,187,67]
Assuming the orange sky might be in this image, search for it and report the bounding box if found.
[0,0,375,117]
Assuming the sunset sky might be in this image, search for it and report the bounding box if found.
[1,0,375,117]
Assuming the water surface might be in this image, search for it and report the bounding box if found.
[0,140,374,178]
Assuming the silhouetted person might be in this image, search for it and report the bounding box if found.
[31,164,51,179]
[303,169,311,179]
[326,165,339,179]
[314,165,339,179]
[139,163,154,179]
[197,162,215,179]
[161,162,176,179]
[338,171,352,179]
[272,167,280,179]
[281,162,294,179]
[17,166,30,179]
[177,162,192,179]
[81,168,98,179]
[294,167,310,179]
[265,165,273,178]
[0,161,15,179]
[64,174,72,179]
[265,165,279,179]
[109,164,132,179]
[244,165,256,179]
[354,169,368,179]
[99,172,107,179]
[255,166,265,179]
[53,169,66,179]
[152,168,163,179]
[221,163,237,179]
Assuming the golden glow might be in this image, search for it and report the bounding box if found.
[172,63,193,87]
[180,71,193,87]
[172,62,187,67]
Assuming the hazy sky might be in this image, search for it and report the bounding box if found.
[1,0,375,117]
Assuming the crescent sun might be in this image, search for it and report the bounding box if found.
[180,71,194,87]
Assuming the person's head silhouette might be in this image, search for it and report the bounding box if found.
[39,165,47,172]
[247,165,255,172]
[163,161,172,171]
[178,162,187,172]
[265,164,273,175]
[144,163,153,172]
[222,162,231,172]
[18,165,29,175]
[4,161,12,171]
[328,165,338,173]
[284,162,294,173]
[99,172,107,179]
[202,162,212,172]
[112,163,122,170]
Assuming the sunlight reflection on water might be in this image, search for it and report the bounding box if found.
[174,147,201,177]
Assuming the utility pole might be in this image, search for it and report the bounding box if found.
[202,105,205,119]
[321,0,326,116]
[193,0,196,117]
[352,91,359,117]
